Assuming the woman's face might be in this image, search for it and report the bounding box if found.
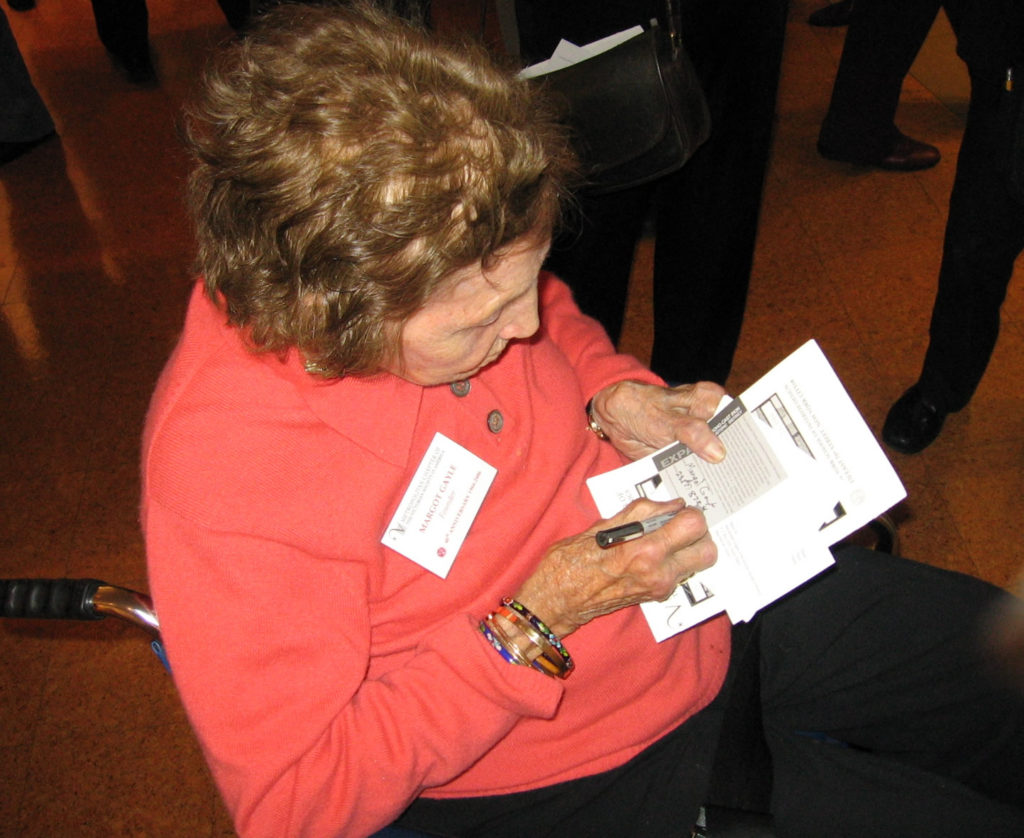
[390,236,550,386]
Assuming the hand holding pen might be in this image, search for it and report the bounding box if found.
[509,499,716,639]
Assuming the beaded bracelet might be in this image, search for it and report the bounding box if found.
[493,608,564,678]
[501,598,574,677]
[478,601,574,679]
[478,619,526,667]
[488,612,553,675]
[497,602,569,667]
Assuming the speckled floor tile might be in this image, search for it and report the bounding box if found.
[15,720,220,838]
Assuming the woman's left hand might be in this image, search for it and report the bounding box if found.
[590,379,728,462]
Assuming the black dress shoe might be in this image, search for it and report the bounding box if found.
[882,386,948,454]
[809,0,854,27]
[818,131,940,171]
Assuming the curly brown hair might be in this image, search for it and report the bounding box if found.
[183,1,576,378]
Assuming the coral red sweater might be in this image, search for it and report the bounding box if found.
[142,275,730,837]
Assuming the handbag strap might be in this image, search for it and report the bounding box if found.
[665,0,681,54]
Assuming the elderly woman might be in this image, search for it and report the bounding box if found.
[143,4,1024,837]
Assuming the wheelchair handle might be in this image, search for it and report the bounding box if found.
[1,578,160,636]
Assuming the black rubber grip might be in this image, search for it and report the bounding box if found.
[1,578,106,621]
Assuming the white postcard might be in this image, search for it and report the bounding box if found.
[587,340,906,641]
[517,26,645,79]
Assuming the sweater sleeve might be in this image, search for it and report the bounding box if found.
[144,500,564,838]
[539,273,663,399]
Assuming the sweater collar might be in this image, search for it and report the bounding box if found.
[194,284,426,469]
[287,355,425,470]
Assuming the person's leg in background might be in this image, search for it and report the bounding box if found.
[649,0,787,385]
[909,76,1024,414]
[88,0,155,84]
[216,0,253,30]
[817,0,943,169]
[515,0,782,384]
[0,6,56,164]
[756,547,1024,836]
[882,1,1024,453]
[513,0,662,346]
[544,185,653,347]
[89,0,253,85]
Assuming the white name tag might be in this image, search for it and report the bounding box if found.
[381,432,497,578]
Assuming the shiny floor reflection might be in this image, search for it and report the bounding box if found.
[2,1,1022,835]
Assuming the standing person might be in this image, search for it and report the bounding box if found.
[88,0,251,84]
[143,4,1024,836]
[1,6,55,165]
[513,0,788,386]
[882,0,1024,453]
[816,0,943,170]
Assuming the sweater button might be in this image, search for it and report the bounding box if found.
[450,380,471,397]
[486,409,504,433]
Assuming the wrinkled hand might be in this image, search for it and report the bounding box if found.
[590,379,728,462]
[513,498,717,638]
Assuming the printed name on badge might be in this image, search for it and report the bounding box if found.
[381,432,497,578]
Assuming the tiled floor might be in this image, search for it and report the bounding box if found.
[1,1,1021,834]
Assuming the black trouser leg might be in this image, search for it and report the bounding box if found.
[545,185,652,347]
[819,0,941,154]
[0,8,55,142]
[517,0,785,385]
[215,0,251,30]
[648,0,787,385]
[919,72,1024,411]
[756,547,1024,835]
[89,0,148,62]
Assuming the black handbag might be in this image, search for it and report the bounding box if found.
[528,14,711,195]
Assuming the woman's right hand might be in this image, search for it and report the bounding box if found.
[511,498,717,639]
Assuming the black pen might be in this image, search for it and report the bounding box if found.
[595,510,681,549]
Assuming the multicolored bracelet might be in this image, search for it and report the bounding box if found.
[494,607,564,678]
[477,599,574,679]
[479,619,526,666]
[501,598,574,672]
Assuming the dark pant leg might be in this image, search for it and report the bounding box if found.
[514,0,660,346]
[756,547,1024,835]
[0,8,55,143]
[819,0,941,154]
[396,694,724,837]
[88,0,148,61]
[517,0,781,377]
[216,0,251,30]
[768,728,1024,838]
[919,71,1024,411]
[545,185,653,346]
[649,0,787,385]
